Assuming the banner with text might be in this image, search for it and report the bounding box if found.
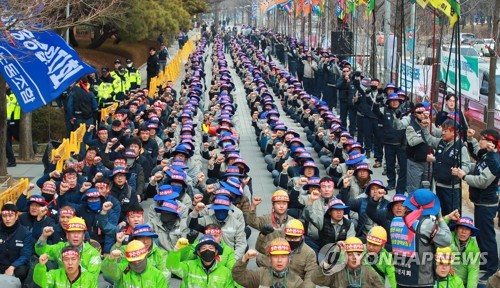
[0,29,95,112]
[440,51,480,101]
[399,61,433,97]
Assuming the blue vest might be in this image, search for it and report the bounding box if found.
[383,107,405,145]
[432,140,463,185]
[469,153,500,205]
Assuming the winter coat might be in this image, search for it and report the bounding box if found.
[450,232,480,288]
[35,240,102,282]
[178,240,236,270]
[312,265,384,287]
[101,256,167,288]
[167,249,235,288]
[33,264,97,287]
[256,242,318,288]
[232,258,304,288]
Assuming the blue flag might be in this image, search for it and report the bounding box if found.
[0,29,95,112]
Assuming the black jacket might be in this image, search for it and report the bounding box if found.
[147,54,160,76]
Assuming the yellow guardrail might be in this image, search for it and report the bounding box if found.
[149,39,195,98]
[0,178,29,208]
[101,102,119,122]
[51,123,86,171]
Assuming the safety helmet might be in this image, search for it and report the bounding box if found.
[435,247,454,264]
[345,237,364,252]
[267,238,291,255]
[125,240,148,262]
[284,219,305,236]
[66,217,87,231]
[366,226,387,246]
[271,190,289,202]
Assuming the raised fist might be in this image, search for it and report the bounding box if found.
[109,250,123,260]
[93,156,102,165]
[467,128,475,139]
[116,232,126,244]
[193,194,203,205]
[310,190,321,201]
[37,206,48,220]
[243,249,259,262]
[197,172,205,184]
[343,177,351,188]
[42,226,55,237]
[39,254,49,265]
[253,197,262,206]
[50,170,61,179]
[102,201,113,212]
[206,184,216,194]
[282,162,290,171]
[195,202,206,212]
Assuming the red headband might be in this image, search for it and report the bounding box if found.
[62,250,80,258]
[127,211,144,217]
[483,134,500,151]
[205,228,221,236]
[60,209,75,216]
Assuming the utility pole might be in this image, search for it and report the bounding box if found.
[487,0,499,128]
[383,0,391,82]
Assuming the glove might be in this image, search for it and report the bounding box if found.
[375,94,384,103]
[175,238,189,250]
[395,110,402,119]
[260,224,275,236]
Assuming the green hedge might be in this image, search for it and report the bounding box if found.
[32,105,67,143]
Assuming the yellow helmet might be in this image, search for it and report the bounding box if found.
[271,190,289,202]
[345,237,364,252]
[125,240,148,262]
[267,238,291,255]
[284,219,304,236]
[435,247,454,264]
[366,226,387,246]
[66,217,87,231]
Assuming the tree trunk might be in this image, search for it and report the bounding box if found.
[69,27,79,47]
[0,75,7,176]
[19,112,34,161]
[87,25,114,49]
[301,15,306,40]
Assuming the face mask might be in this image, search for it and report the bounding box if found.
[126,159,134,168]
[160,212,178,229]
[127,63,132,68]
[288,240,302,251]
[42,192,54,203]
[199,250,216,262]
[214,209,229,222]
[129,258,147,274]
[88,201,101,212]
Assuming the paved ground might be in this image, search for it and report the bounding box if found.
[5,44,500,286]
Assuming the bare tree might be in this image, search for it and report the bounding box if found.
[0,0,124,176]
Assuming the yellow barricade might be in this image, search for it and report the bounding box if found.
[0,178,29,208]
[148,38,195,98]
[101,102,119,122]
[51,138,70,171]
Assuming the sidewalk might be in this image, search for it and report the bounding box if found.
[138,30,198,88]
